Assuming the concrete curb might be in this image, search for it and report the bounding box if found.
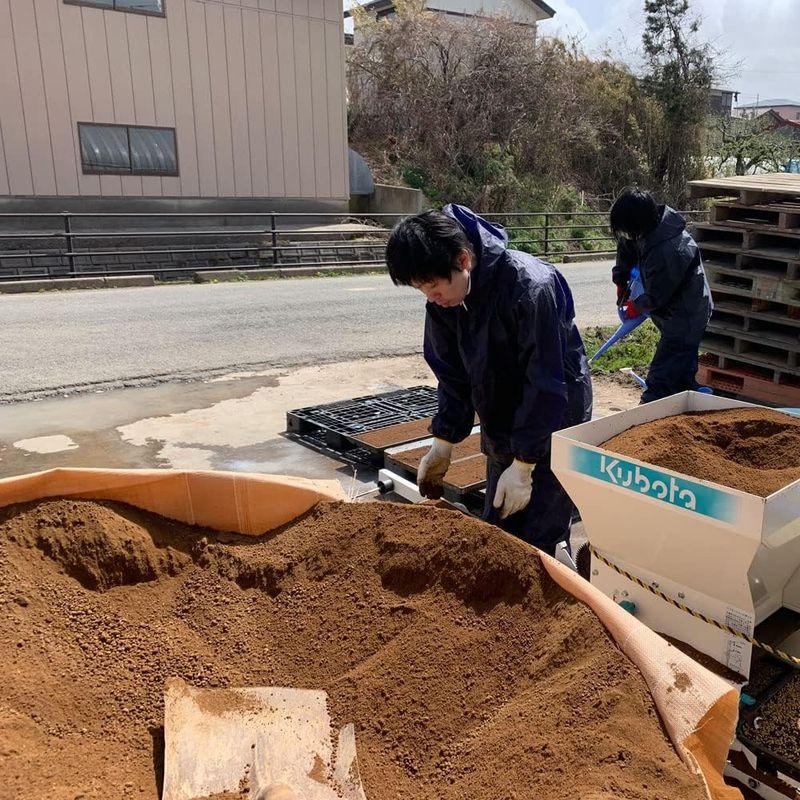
[561,251,615,263]
[194,269,245,283]
[194,264,386,282]
[0,275,156,294]
[272,264,385,278]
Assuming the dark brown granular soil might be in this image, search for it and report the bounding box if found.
[602,408,800,496]
[394,433,483,468]
[743,651,792,699]
[0,498,709,800]
[354,418,435,448]
[740,672,800,765]
[442,454,488,489]
[393,435,487,489]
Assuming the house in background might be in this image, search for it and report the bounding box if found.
[0,0,349,215]
[762,110,800,139]
[734,99,800,121]
[708,88,739,117]
[344,0,555,39]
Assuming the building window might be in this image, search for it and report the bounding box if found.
[78,123,178,176]
[64,0,165,17]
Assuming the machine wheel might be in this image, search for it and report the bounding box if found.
[575,542,592,581]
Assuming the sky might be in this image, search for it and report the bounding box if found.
[538,0,800,107]
[344,0,800,107]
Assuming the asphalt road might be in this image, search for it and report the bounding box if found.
[1,261,616,400]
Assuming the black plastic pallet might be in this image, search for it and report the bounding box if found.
[286,386,439,462]
[284,428,377,468]
[738,666,800,783]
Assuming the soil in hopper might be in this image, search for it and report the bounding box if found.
[602,407,800,496]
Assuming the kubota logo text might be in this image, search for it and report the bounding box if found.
[569,445,737,522]
[599,455,697,509]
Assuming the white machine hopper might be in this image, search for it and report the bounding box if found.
[552,392,800,678]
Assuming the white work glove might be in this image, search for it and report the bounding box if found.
[492,459,534,519]
[417,438,453,500]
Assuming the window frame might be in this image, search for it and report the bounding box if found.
[64,0,166,19]
[77,122,179,177]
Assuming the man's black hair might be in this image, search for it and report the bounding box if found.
[609,187,661,241]
[386,210,473,286]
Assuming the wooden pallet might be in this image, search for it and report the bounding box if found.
[702,332,799,376]
[713,293,800,326]
[697,193,800,403]
[711,200,800,232]
[705,262,800,305]
[698,355,800,405]
[689,174,800,205]
[706,318,800,357]
[698,228,800,267]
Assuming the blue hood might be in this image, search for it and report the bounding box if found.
[443,204,508,287]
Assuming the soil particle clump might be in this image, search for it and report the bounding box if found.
[0,498,709,800]
[603,407,800,496]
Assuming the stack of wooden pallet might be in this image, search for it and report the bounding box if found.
[688,174,800,405]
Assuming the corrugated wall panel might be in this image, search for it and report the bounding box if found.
[242,6,269,197]
[276,14,301,196]
[58,2,101,196]
[147,15,181,196]
[324,19,348,198]
[34,0,80,196]
[293,17,316,197]
[185,0,217,197]
[224,4,253,197]
[10,1,58,195]
[0,0,348,201]
[205,2,236,197]
[309,19,331,199]
[82,8,123,196]
[127,13,161,196]
[106,10,143,196]
[0,0,33,195]
[260,10,285,196]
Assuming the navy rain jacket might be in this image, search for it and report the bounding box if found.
[425,205,592,464]
[613,205,712,328]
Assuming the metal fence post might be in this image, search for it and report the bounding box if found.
[270,212,280,266]
[63,212,75,277]
[543,213,550,257]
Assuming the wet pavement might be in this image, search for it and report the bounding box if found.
[0,356,438,494]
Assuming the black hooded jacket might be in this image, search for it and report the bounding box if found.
[613,205,712,326]
[424,205,592,463]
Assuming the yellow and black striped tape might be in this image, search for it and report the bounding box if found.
[588,544,800,668]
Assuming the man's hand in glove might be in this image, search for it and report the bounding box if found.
[492,459,534,519]
[416,438,453,499]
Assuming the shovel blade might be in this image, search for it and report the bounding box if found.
[162,678,366,800]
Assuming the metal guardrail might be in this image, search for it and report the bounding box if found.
[0,209,710,281]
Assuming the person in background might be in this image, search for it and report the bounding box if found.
[385,205,592,556]
[610,187,712,403]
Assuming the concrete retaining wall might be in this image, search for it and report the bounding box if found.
[350,183,425,225]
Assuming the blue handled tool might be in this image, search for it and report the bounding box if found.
[590,267,649,365]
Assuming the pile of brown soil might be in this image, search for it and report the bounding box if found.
[602,408,800,496]
[0,499,709,800]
